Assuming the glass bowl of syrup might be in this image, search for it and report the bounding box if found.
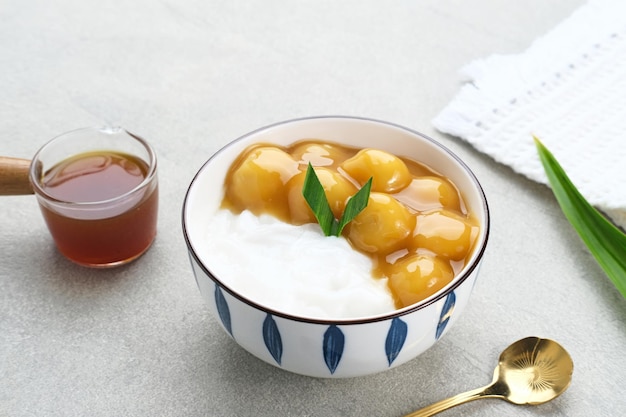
[29,126,158,268]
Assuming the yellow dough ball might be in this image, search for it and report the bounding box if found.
[388,253,455,307]
[340,148,412,193]
[411,210,478,261]
[225,146,300,220]
[290,141,353,168]
[287,168,358,224]
[347,192,415,253]
[395,176,462,212]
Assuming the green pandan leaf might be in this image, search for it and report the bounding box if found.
[535,136,626,298]
[337,176,372,235]
[302,162,371,237]
[302,163,335,236]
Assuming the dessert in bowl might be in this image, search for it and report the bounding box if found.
[182,116,489,378]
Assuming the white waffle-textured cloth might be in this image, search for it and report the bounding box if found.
[433,0,626,230]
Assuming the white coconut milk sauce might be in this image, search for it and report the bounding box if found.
[199,209,396,320]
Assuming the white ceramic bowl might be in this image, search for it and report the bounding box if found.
[182,116,489,378]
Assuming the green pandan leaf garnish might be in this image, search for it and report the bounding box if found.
[302,162,372,237]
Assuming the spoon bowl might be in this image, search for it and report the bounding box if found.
[405,337,573,416]
[496,336,573,405]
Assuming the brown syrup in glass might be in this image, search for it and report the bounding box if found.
[39,151,158,266]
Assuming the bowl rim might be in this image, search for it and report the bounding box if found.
[182,115,490,325]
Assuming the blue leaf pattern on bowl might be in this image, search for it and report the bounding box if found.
[214,284,232,336]
[323,325,345,374]
[263,314,283,365]
[436,291,456,340]
[385,317,407,366]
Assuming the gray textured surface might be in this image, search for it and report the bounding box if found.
[1,1,624,416]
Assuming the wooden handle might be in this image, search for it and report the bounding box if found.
[0,156,35,195]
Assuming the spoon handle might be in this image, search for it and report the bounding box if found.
[0,156,34,195]
[403,384,496,417]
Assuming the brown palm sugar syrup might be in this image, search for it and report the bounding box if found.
[38,151,158,267]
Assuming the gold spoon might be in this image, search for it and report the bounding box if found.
[404,337,574,417]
